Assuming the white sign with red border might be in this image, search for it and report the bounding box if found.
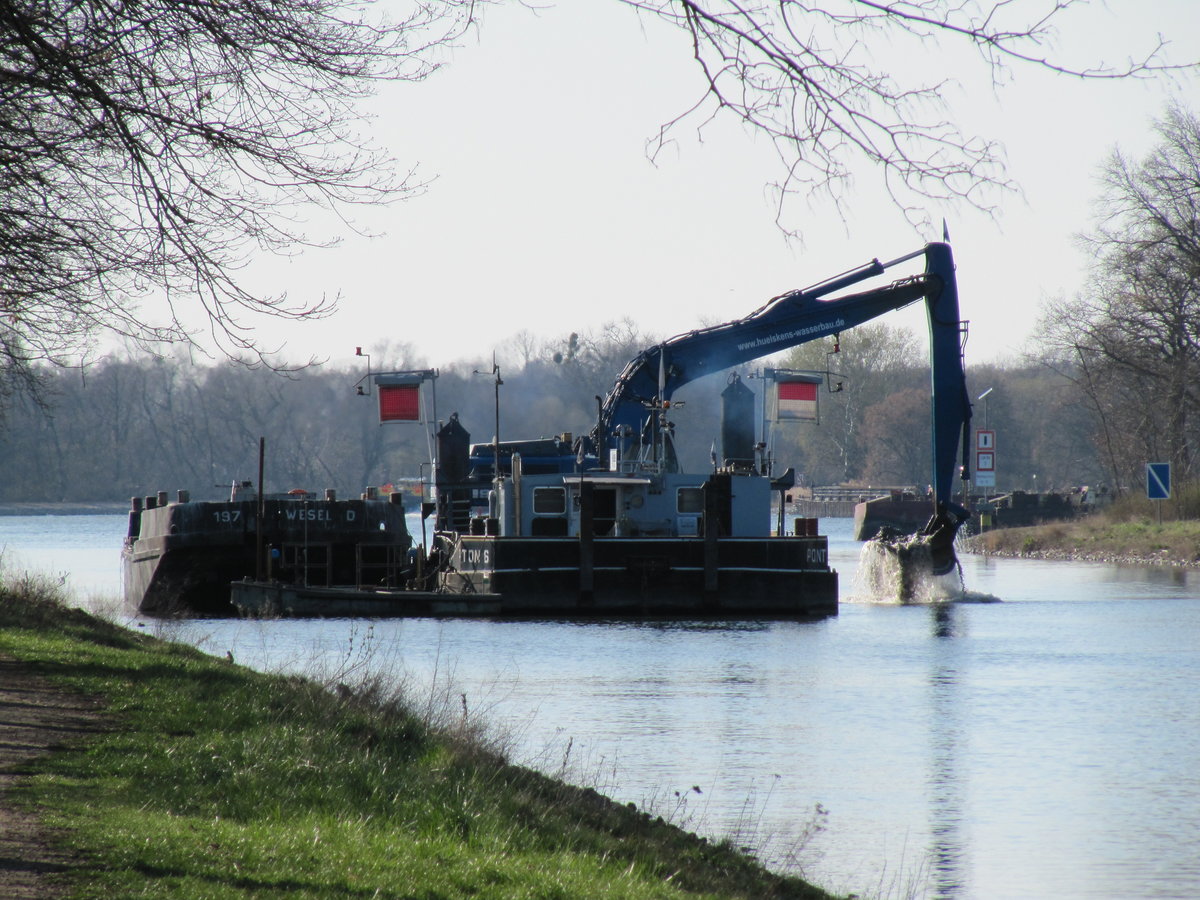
[975,430,996,487]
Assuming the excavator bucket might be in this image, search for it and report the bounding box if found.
[920,504,967,576]
[867,503,966,601]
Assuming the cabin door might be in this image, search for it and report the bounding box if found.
[591,488,617,536]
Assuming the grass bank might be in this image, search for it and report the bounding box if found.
[0,576,836,900]
[965,492,1200,566]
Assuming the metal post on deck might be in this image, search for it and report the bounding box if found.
[256,437,265,582]
[702,478,723,599]
[578,480,595,606]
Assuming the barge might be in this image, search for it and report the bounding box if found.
[123,482,411,616]
[228,581,501,618]
[220,416,837,619]
[420,417,837,617]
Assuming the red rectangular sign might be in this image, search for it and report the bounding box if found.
[378,383,420,422]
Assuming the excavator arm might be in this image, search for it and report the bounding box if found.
[593,242,972,569]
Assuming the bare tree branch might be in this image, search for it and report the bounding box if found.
[620,1,1197,234]
[0,0,482,377]
[1042,103,1200,483]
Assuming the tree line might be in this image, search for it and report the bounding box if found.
[0,3,1192,508]
[21,99,1200,513]
[0,321,1105,504]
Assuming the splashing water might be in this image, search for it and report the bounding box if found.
[853,533,1001,605]
[854,535,959,603]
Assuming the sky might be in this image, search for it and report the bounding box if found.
[234,0,1200,373]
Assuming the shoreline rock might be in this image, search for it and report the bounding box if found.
[961,542,1200,568]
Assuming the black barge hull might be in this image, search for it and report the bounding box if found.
[437,534,837,618]
[123,495,410,616]
[230,534,837,619]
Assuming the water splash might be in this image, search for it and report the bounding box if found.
[854,536,955,603]
[853,534,1001,605]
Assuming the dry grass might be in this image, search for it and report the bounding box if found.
[965,492,1200,565]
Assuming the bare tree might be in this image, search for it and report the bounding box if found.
[777,322,923,482]
[861,387,930,485]
[0,0,474,377]
[1042,103,1200,487]
[624,0,1194,232]
[550,318,659,400]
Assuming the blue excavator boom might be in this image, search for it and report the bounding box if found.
[592,241,972,569]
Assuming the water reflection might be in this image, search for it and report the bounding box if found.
[1104,563,1194,587]
[591,618,775,635]
[928,604,967,898]
[930,603,959,639]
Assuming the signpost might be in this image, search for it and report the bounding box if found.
[1146,462,1171,499]
[1146,462,1171,523]
[975,430,996,489]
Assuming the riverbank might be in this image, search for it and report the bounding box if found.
[964,515,1200,567]
[0,575,835,900]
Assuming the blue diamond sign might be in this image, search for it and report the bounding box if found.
[1146,462,1171,500]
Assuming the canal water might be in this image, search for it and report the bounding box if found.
[2,514,1198,899]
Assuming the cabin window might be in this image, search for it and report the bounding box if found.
[677,487,704,514]
[533,487,566,515]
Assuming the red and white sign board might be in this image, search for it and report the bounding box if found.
[775,378,820,421]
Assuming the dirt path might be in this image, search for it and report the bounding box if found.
[0,658,106,898]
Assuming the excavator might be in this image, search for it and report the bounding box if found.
[588,240,972,575]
